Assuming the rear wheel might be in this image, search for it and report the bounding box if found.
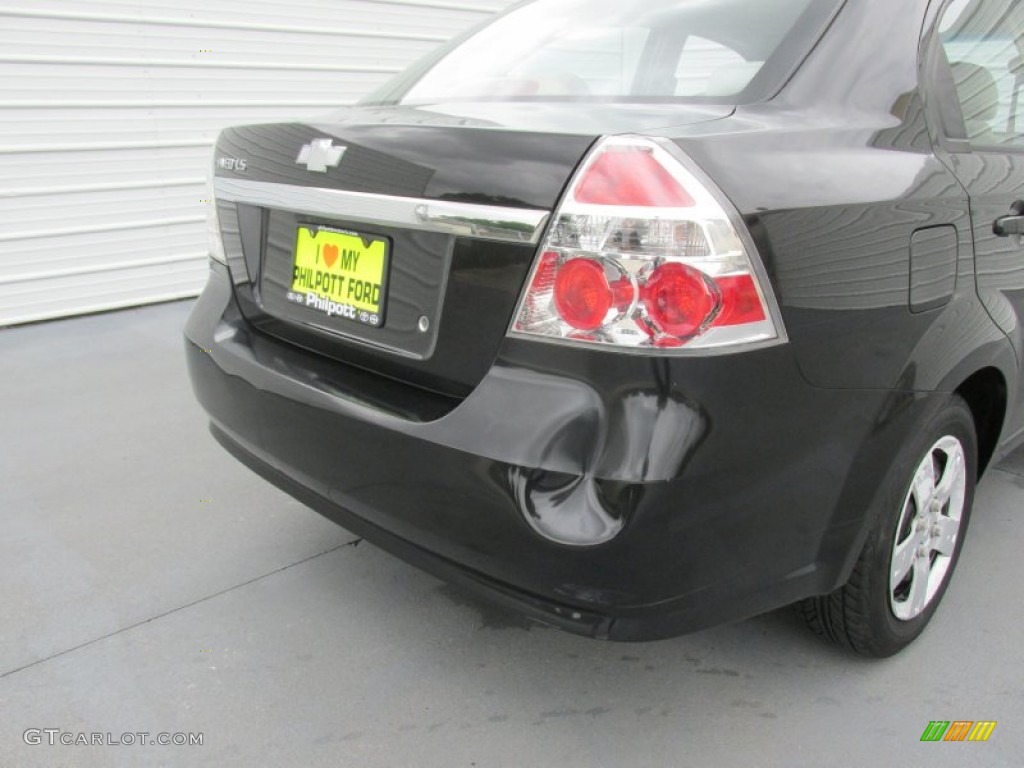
[799,396,977,657]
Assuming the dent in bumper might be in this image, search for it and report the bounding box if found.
[186,261,707,547]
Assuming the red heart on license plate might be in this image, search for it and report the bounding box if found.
[322,243,339,268]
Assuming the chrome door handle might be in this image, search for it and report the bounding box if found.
[993,215,1024,237]
[994,200,1024,239]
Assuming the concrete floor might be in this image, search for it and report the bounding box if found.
[1,299,1022,767]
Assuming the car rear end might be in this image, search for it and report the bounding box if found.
[185,0,895,639]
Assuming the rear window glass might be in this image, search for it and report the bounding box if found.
[939,0,1024,148]
[384,0,843,106]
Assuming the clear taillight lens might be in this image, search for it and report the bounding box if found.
[511,136,782,351]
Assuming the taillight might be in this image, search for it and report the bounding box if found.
[511,136,782,351]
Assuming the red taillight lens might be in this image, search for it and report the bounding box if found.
[643,263,716,338]
[553,258,612,330]
[714,274,767,327]
[574,147,695,208]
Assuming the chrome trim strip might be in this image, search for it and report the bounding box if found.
[214,178,550,244]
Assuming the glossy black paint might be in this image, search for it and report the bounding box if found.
[187,261,913,637]
[186,0,1024,639]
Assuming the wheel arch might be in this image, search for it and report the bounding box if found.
[818,351,1013,596]
[954,366,1008,478]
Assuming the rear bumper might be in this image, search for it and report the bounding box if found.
[185,261,923,640]
[208,421,617,638]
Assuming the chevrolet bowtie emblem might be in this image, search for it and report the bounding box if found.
[296,139,346,172]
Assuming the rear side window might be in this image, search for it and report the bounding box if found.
[387,0,843,105]
[939,0,1024,148]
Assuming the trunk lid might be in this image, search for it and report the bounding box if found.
[213,103,731,401]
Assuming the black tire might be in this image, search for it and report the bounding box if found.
[799,395,978,657]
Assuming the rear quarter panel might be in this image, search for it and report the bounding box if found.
[664,0,1015,397]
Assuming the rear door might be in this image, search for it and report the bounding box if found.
[935,0,1024,441]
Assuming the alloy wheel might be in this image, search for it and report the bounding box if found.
[889,435,967,621]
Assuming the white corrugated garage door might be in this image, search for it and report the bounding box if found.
[0,0,507,326]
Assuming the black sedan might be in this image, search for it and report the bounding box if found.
[185,0,1024,656]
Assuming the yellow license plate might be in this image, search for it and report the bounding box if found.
[288,225,389,327]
